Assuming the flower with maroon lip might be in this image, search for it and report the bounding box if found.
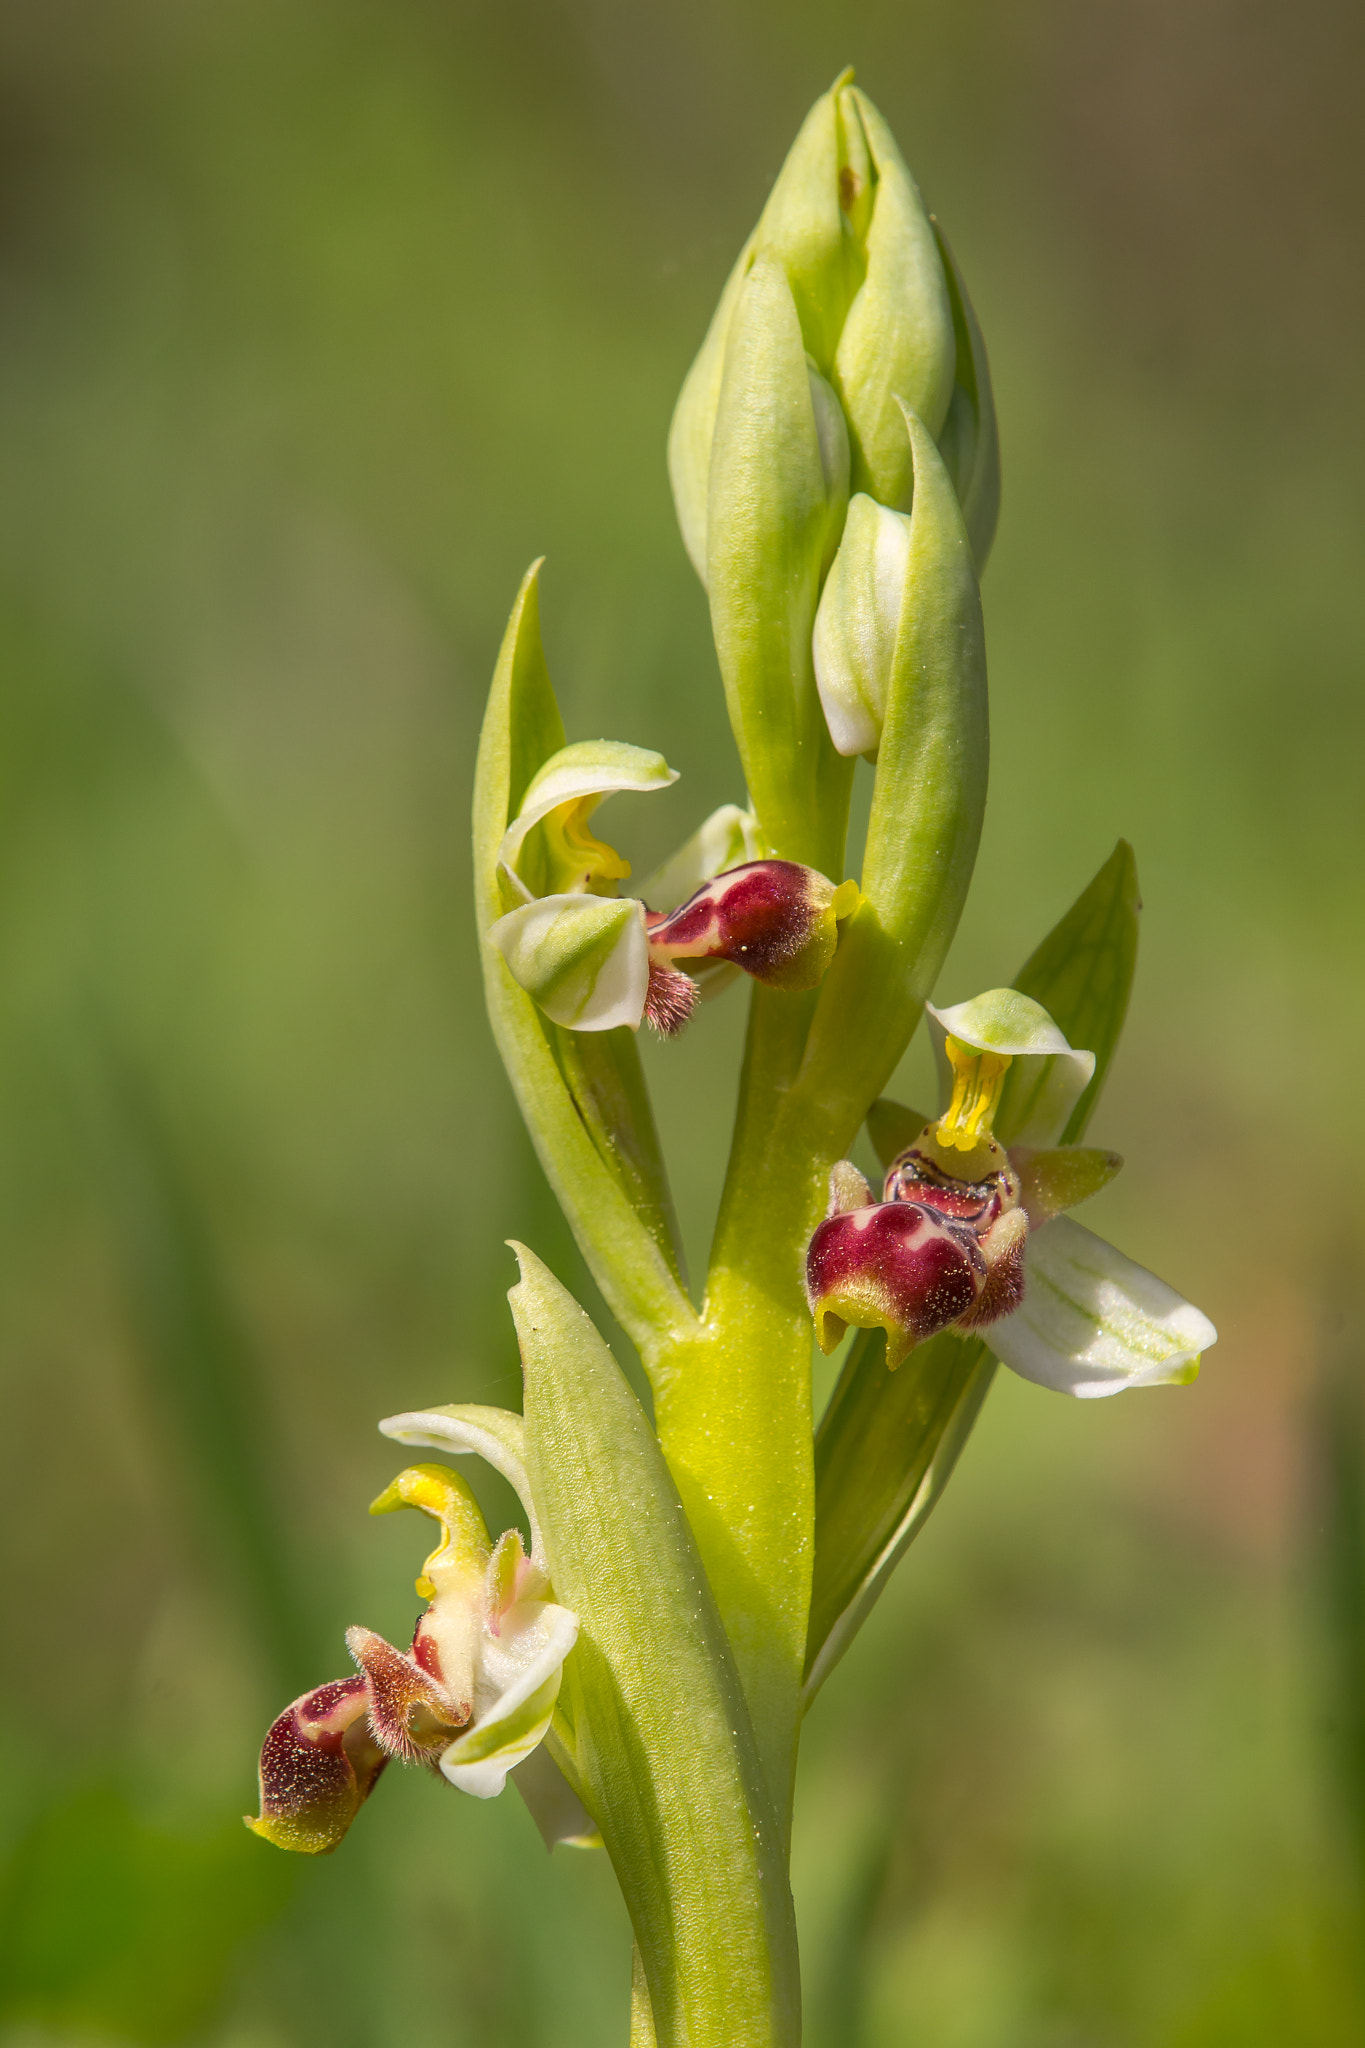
[807,988,1217,1393]
[248,1445,578,1855]
[486,738,857,1035]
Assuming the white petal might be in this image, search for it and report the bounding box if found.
[812,493,911,757]
[379,1404,544,1572]
[487,894,649,1031]
[498,740,678,872]
[636,804,763,912]
[927,988,1095,1146]
[986,1215,1217,1399]
[438,1601,579,1799]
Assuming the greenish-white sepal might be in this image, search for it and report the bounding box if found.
[927,987,1096,1145]
[379,1404,542,1567]
[987,1215,1217,1399]
[439,1601,580,1798]
[812,491,912,756]
[511,1743,603,1851]
[636,803,762,911]
[667,235,757,584]
[833,88,956,503]
[499,739,678,878]
[488,894,649,1032]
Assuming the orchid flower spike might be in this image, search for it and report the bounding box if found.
[248,1435,577,1855]
[806,987,1217,1393]
[486,739,857,1035]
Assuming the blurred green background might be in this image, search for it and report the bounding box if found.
[1,0,1362,2041]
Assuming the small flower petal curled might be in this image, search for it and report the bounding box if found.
[984,1215,1217,1398]
[499,740,678,896]
[488,894,649,1031]
[927,988,1095,1148]
[247,1677,386,1856]
[1010,1145,1124,1228]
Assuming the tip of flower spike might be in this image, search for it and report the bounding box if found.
[643,960,699,1036]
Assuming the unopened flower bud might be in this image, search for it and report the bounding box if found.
[831,85,956,507]
[811,490,911,757]
[669,76,970,576]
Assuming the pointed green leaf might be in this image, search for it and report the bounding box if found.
[510,1246,799,2048]
[473,566,693,1358]
[807,1327,994,1696]
[996,839,1141,1145]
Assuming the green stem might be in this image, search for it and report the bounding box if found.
[653,985,844,1824]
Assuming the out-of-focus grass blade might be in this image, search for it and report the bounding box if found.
[807,842,1141,1697]
[0,1784,292,2044]
[511,1243,799,2048]
[96,1050,317,1697]
[1313,1261,1365,1904]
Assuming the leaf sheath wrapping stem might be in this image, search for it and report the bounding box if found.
[512,1247,800,2048]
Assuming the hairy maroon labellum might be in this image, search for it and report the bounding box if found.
[249,1618,474,1854]
[807,1129,1029,1368]
[807,1201,984,1369]
[645,860,849,996]
[643,958,701,1036]
[346,1622,471,1766]
[249,1675,388,1856]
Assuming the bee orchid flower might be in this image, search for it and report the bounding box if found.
[248,1415,578,1855]
[486,740,856,1034]
[806,987,1217,1394]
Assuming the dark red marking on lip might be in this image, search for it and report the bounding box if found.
[646,861,842,993]
[252,1674,387,1854]
[884,1145,1012,1227]
[806,1201,984,1357]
